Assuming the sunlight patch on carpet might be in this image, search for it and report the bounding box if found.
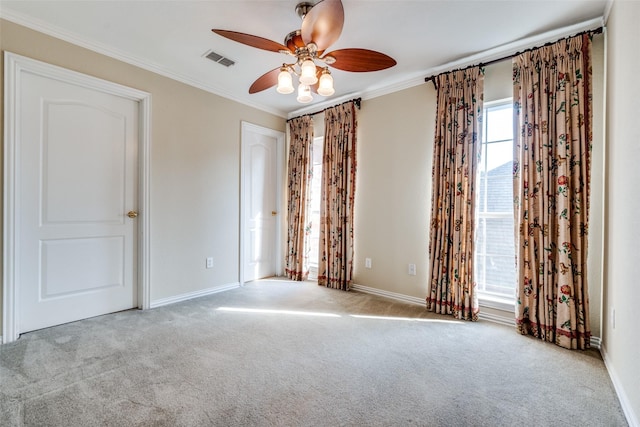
[217,307,341,317]
[349,314,460,323]
[216,307,459,323]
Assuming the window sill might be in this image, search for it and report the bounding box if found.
[308,265,318,281]
[478,293,515,313]
[478,294,515,326]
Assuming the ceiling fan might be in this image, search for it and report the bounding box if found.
[212,0,396,103]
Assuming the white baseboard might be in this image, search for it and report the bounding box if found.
[351,283,425,306]
[601,343,640,427]
[353,283,518,326]
[150,282,240,309]
[352,284,603,348]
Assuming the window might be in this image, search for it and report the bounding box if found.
[475,100,516,302]
[307,137,323,278]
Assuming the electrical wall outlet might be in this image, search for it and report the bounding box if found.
[365,258,372,269]
[206,257,214,269]
[408,263,416,276]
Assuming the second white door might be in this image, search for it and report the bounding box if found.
[242,123,283,282]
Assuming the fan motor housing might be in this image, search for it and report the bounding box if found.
[285,30,306,51]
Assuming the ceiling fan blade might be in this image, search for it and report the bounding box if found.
[301,0,344,51]
[324,49,397,72]
[212,29,290,53]
[249,67,281,94]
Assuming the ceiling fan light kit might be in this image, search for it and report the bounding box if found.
[317,69,335,96]
[212,0,396,104]
[276,67,295,94]
[297,84,314,103]
[299,58,319,85]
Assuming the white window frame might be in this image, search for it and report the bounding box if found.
[476,98,516,312]
[307,136,324,279]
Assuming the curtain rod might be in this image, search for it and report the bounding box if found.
[287,97,361,122]
[423,26,603,84]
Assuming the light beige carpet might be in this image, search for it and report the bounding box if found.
[0,278,628,426]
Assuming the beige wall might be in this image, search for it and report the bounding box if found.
[604,0,640,423]
[352,36,606,340]
[0,19,285,331]
[354,84,435,299]
[484,60,513,101]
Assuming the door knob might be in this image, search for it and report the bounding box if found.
[271,211,277,216]
[127,211,139,219]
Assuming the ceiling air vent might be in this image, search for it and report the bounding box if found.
[204,50,235,67]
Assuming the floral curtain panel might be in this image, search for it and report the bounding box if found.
[512,34,593,350]
[427,68,484,321]
[285,116,314,281]
[318,102,357,290]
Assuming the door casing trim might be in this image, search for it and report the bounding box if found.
[2,52,152,343]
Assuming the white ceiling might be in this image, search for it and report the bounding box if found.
[0,0,608,117]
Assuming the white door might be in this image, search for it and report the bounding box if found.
[241,123,283,283]
[16,69,139,333]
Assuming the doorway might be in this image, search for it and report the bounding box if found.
[3,52,151,343]
[240,122,284,284]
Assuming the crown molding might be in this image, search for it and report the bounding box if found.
[603,0,615,25]
[2,8,603,120]
[365,16,604,103]
[361,72,432,102]
[286,74,426,119]
[290,16,604,118]
[366,16,605,102]
[0,9,288,118]
[287,91,363,119]
[434,16,604,72]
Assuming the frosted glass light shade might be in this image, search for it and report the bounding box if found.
[296,84,313,103]
[299,59,318,85]
[276,69,294,94]
[317,70,335,96]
